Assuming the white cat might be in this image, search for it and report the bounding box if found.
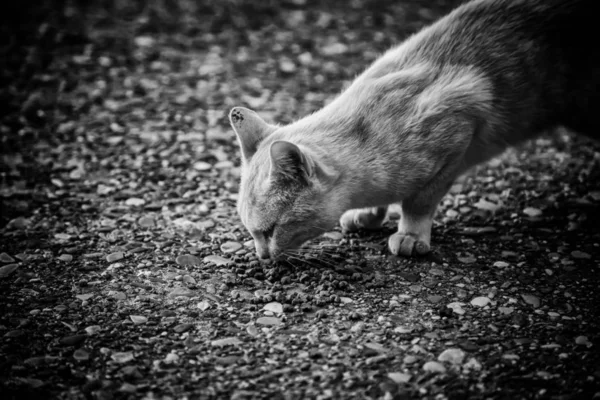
[229,0,599,260]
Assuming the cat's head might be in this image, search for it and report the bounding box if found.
[229,107,341,260]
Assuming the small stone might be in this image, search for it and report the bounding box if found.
[111,352,134,363]
[60,334,87,346]
[130,315,147,325]
[403,355,417,364]
[125,197,145,207]
[256,316,281,326]
[463,358,482,372]
[388,372,411,384]
[220,241,242,254]
[279,57,297,73]
[323,231,343,240]
[73,349,90,361]
[470,296,491,307]
[203,255,230,266]
[521,294,540,308]
[498,307,514,315]
[176,254,201,266]
[138,216,155,228]
[0,253,15,263]
[571,250,591,260]
[197,300,210,311]
[0,263,19,278]
[493,261,509,268]
[106,252,124,263]
[575,336,591,346]
[193,161,212,171]
[168,287,196,298]
[438,348,466,365]
[422,361,446,373]
[76,293,94,301]
[447,302,466,315]
[58,254,73,262]
[523,207,542,217]
[211,337,242,347]
[321,42,348,56]
[428,295,443,304]
[173,323,194,333]
[85,325,101,335]
[110,291,127,300]
[119,383,137,393]
[263,302,283,314]
[458,255,477,264]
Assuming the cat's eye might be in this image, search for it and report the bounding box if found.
[262,225,276,240]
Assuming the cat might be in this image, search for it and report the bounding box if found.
[228,0,599,260]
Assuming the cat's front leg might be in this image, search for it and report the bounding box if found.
[339,206,388,232]
[389,181,452,257]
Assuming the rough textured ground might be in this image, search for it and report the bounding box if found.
[1,1,599,399]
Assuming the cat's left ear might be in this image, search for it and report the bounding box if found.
[269,141,313,183]
[229,107,277,162]
[269,141,340,185]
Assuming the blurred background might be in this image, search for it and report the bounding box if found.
[0,0,462,225]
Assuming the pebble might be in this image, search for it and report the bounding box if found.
[60,334,87,346]
[193,161,212,171]
[111,352,134,363]
[403,355,417,364]
[521,294,540,308]
[73,349,90,361]
[174,323,194,333]
[197,300,210,311]
[125,197,145,207]
[387,372,411,384]
[438,348,465,365]
[220,241,242,254]
[85,326,101,335]
[138,216,155,228]
[0,253,15,263]
[263,302,283,314]
[321,42,348,56]
[256,316,281,326]
[422,361,446,373]
[571,251,591,260]
[176,254,201,266]
[211,337,242,347]
[575,336,591,346]
[168,287,196,298]
[0,263,19,278]
[130,315,147,325]
[498,307,514,315]
[203,255,230,266]
[447,302,466,315]
[279,57,297,73]
[493,261,509,268]
[58,254,73,262]
[470,296,491,307]
[428,295,443,304]
[523,207,542,217]
[323,231,343,240]
[106,252,124,263]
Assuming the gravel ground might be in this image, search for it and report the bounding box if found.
[1,1,599,399]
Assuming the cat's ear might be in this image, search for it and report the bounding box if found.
[269,141,313,183]
[269,141,340,185]
[229,107,277,162]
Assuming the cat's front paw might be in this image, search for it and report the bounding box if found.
[340,207,387,232]
[388,232,431,257]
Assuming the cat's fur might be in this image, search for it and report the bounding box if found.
[229,0,599,259]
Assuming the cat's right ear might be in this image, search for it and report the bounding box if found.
[229,107,277,162]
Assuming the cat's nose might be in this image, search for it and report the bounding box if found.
[256,247,270,260]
